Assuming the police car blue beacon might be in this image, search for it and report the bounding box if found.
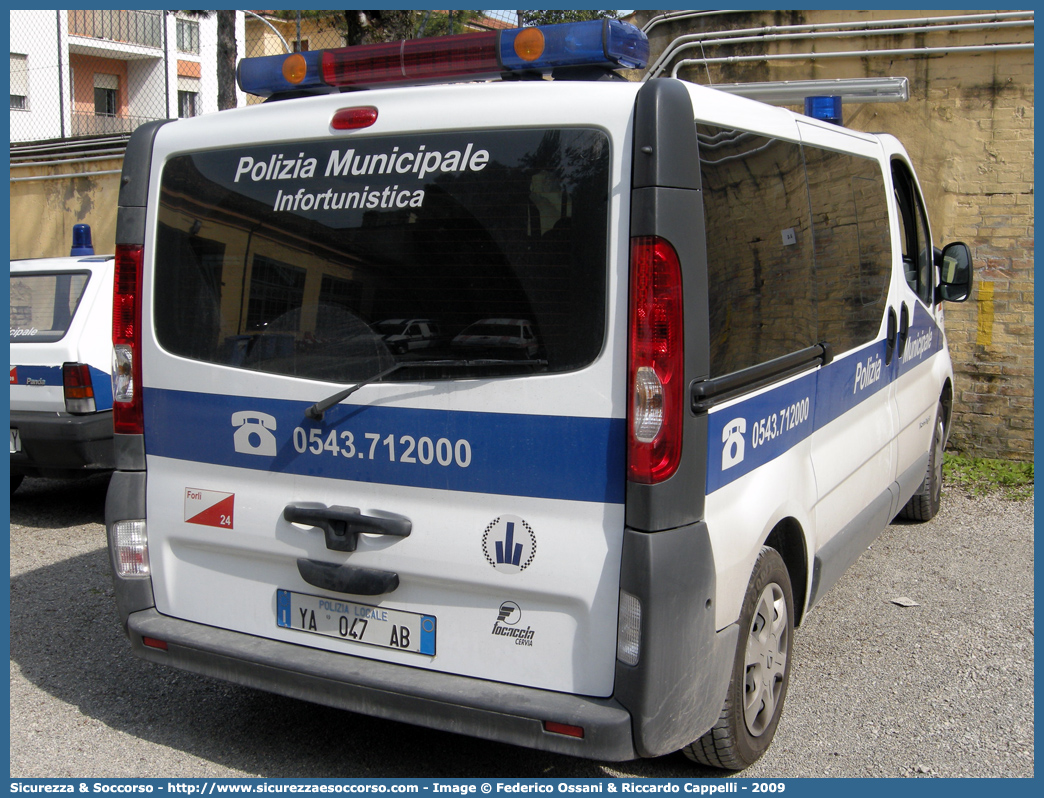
[105,20,973,768]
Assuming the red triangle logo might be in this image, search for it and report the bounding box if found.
[186,493,235,529]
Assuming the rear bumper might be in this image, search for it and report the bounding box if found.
[126,608,639,761]
[10,409,114,478]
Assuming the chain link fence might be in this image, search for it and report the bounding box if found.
[10,10,524,145]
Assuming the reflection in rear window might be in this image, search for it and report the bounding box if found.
[154,129,611,383]
[10,272,90,343]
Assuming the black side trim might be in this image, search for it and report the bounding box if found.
[105,470,155,627]
[626,78,710,533]
[632,78,701,190]
[296,559,400,596]
[614,522,737,757]
[116,119,171,246]
[808,483,897,610]
[690,343,833,413]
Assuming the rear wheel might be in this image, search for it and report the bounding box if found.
[11,474,24,494]
[683,546,794,770]
[899,401,945,521]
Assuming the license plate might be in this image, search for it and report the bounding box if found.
[276,589,436,656]
[10,428,21,454]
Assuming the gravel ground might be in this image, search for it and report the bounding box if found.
[9,474,1034,779]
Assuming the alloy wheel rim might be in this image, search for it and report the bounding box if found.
[743,582,789,737]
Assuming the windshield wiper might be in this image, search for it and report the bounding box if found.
[305,359,548,420]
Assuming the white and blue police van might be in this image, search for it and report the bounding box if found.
[10,225,116,493]
[104,19,973,768]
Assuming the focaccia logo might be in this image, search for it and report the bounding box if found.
[482,516,536,574]
[491,601,534,647]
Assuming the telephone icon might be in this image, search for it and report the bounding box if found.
[721,418,746,471]
[232,411,277,456]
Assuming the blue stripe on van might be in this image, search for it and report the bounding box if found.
[706,305,943,494]
[9,364,113,410]
[143,387,626,504]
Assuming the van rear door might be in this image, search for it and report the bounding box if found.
[139,84,634,697]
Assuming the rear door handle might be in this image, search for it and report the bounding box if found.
[297,558,399,595]
[897,304,910,360]
[284,502,411,552]
[886,308,898,366]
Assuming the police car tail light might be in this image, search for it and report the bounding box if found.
[616,590,642,666]
[62,363,96,413]
[628,236,684,485]
[113,519,150,577]
[112,244,144,435]
[543,721,585,739]
[236,20,648,96]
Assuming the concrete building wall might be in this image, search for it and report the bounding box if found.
[10,166,122,260]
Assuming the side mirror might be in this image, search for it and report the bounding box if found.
[936,241,973,303]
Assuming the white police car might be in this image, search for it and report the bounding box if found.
[10,225,115,492]
[104,19,972,768]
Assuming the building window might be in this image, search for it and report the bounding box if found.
[93,73,118,116]
[11,53,28,110]
[178,90,198,118]
[176,18,200,54]
[292,39,310,53]
[177,75,200,117]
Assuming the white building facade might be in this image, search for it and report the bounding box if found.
[10,10,246,144]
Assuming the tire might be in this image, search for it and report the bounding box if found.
[11,474,24,494]
[899,401,945,522]
[683,546,794,770]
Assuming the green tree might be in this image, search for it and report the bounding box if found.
[215,10,237,110]
[517,10,619,26]
[272,10,482,47]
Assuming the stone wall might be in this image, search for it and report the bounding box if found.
[640,9,1034,460]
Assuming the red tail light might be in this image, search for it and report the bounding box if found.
[628,236,684,484]
[62,363,96,413]
[113,244,144,435]
[543,720,585,738]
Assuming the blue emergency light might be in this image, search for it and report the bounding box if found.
[70,223,94,256]
[237,18,649,97]
[804,95,843,126]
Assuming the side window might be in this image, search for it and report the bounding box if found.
[892,161,934,307]
[804,147,892,354]
[698,125,816,377]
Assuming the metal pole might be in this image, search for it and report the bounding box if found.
[163,11,170,119]
[56,11,65,139]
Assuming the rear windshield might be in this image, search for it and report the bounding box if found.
[10,271,90,343]
[154,129,610,383]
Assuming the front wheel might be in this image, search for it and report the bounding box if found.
[899,401,945,521]
[683,546,794,770]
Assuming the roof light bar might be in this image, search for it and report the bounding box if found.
[709,77,910,105]
[237,19,649,97]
